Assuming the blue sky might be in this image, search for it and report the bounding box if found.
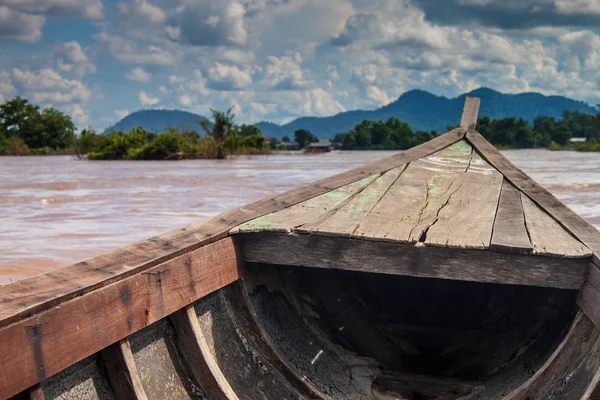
[1,0,600,130]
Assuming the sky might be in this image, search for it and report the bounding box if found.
[1,0,600,130]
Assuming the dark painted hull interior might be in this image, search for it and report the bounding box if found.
[20,262,581,400]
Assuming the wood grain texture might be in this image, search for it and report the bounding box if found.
[102,339,148,400]
[231,174,379,234]
[0,128,466,332]
[460,96,481,131]
[235,233,588,289]
[424,150,503,249]
[170,306,238,400]
[466,130,600,264]
[490,180,533,254]
[373,371,481,400]
[353,141,473,243]
[0,238,240,400]
[300,166,406,237]
[521,193,591,258]
[505,311,600,400]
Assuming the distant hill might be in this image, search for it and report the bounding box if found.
[104,109,206,134]
[105,88,597,139]
[257,88,597,139]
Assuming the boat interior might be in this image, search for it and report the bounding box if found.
[3,97,600,400]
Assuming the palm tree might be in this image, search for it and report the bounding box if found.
[200,107,236,159]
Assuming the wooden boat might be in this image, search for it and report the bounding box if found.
[2,97,600,400]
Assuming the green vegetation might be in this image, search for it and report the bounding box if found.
[86,109,269,160]
[3,96,600,157]
[335,110,600,151]
[0,97,75,155]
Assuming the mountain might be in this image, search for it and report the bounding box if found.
[257,88,597,139]
[105,88,597,139]
[104,109,206,133]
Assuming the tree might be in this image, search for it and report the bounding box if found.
[239,124,262,137]
[200,107,236,159]
[0,97,75,150]
[294,129,317,148]
[342,132,356,149]
[281,135,291,143]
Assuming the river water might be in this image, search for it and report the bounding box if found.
[1,149,599,284]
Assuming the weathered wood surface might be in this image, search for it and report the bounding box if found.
[231,175,378,234]
[466,130,600,263]
[373,371,480,400]
[490,180,533,254]
[505,311,600,400]
[170,305,238,400]
[521,193,591,258]
[424,150,503,249]
[579,264,600,331]
[299,166,406,236]
[352,141,473,243]
[102,339,148,400]
[235,233,588,289]
[0,128,465,332]
[0,238,240,400]
[460,96,481,131]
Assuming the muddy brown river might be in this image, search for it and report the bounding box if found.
[1,150,599,284]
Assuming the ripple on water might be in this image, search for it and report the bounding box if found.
[0,150,599,283]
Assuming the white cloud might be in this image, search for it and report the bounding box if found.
[138,90,160,106]
[12,68,91,103]
[118,0,167,25]
[0,6,44,42]
[207,63,253,90]
[114,109,130,119]
[179,0,247,46]
[127,67,152,82]
[179,95,194,107]
[0,0,103,19]
[262,54,312,90]
[54,41,96,77]
[97,33,176,65]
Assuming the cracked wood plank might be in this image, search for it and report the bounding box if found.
[352,141,473,243]
[0,128,466,337]
[490,180,533,255]
[521,193,591,258]
[466,130,600,264]
[424,150,503,249]
[298,166,406,237]
[230,175,379,234]
[235,232,587,289]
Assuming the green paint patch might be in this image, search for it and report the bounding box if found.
[244,216,276,227]
[449,140,471,151]
[324,191,350,200]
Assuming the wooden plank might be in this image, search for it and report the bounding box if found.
[169,306,238,400]
[425,150,503,249]
[578,264,600,330]
[466,130,600,264]
[29,386,44,400]
[505,311,600,400]
[0,128,466,332]
[521,193,591,258]
[0,238,240,400]
[353,141,473,243]
[102,339,148,400]
[299,166,406,236]
[235,233,588,289]
[490,180,533,255]
[373,371,481,400]
[460,96,480,131]
[230,175,379,234]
